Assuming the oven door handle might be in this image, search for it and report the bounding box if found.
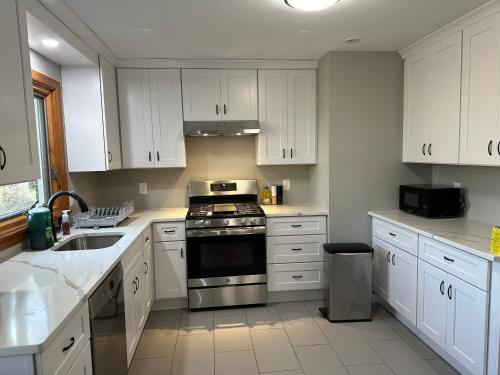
[187,226,266,237]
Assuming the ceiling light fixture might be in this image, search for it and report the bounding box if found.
[41,38,60,48]
[285,0,339,11]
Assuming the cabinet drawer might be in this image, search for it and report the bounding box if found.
[121,236,142,275]
[372,219,418,256]
[267,216,326,236]
[419,236,490,291]
[154,222,186,242]
[267,235,326,264]
[143,225,152,247]
[268,262,323,291]
[38,301,90,375]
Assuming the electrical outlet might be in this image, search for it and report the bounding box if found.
[283,179,291,191]
[139,183,148,195]
[453,182,461,188]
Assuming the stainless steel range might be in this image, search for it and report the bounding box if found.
[186,180,267,309]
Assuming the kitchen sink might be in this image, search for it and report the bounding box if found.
[53,234,124,251]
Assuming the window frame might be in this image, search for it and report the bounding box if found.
[0,70,69,250]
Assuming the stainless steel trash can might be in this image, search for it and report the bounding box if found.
[320,243,373,322]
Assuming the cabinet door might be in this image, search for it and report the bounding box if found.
[372,238,392,304]
[403,51,432,163]
[132,260,146,333]
[220,70,258,120]
[446,274,488,375]
[256,70,288,165]
[182,69,221,121]
[417,260,447,349]
[66,341,93,375]
[460,13,500,165]
[391,247,418,325]
[117,69,154,168]
[143,244,153,313]
[0,0,39,185]
[154,241,187,299]
[150,69,186,168]
[124,270,137,366]
[99,56,122,170]
[287,70,317,164]
[428,32,461,164]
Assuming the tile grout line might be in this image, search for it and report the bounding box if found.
[168,315,182,375]
[245,308,263,375]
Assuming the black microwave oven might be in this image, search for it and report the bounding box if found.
[399,185,461,218]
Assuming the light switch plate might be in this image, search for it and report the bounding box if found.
[139,183,148,195]
[283,179,291,191]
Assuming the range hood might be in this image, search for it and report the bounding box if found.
[183,121,260,137]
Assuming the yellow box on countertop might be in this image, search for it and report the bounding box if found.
[492,226,500,242]
[491,226,500,254]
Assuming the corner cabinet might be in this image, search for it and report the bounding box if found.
[256,70,317,165]
[0,0,40,185]
[403,32,461,164]
[62,56,122,172]
[118,69,186,168]
[181,69,258,121]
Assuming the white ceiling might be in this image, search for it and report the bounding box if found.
[62,0,488,60]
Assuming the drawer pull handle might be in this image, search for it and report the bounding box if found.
[447,284,452,300]
[62,337,75,352]
[440,280,445,295]
[389,232,396,237]
[386,251,391,263]
[163,230,176,234]
[144,262,149,274]
[291,224,302,228]
[292,275,303,279]
[443,256,455,263]
[291,248,302,251]
[144,236,150,242]
[391,254,396,266]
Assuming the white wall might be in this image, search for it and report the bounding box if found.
[29,49,61,81]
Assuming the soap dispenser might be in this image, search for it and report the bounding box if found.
[61,210,71,236]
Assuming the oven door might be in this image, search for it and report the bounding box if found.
[186,226,266,287]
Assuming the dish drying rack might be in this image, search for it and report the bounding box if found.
[77,201,134,228]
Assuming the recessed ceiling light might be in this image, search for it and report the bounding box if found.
[285,0,340,11]
[41,38,60,48]
[344,37,361,44]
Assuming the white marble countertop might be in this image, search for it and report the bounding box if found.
[261,204,328,217]
[369,210,499,261]
[0,208,187,357]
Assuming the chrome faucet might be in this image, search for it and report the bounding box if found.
[47,191,89,243]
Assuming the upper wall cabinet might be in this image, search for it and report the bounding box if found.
[182,69,258,121]
[403,32,461,164]
[62,56,122,172]
[118,69,186,169]
[460,12,500,166]
[0,0,40,185]
[257,70,317,165]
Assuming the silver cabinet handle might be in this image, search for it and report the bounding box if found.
[216,104,219,115]
[443,256,455,263]
[489,140,493,156]
[386,251,391,263]
[157,151,160,162]
[291,248,302,252]
[223,104,227,115]
[108,151,112,163]
[62,337,75,352]
[282,148,286,158]
[291,148,293,158]
[422,143,426,155]
[163,230,176,234]
[440,280,445,295]
[292,275,303,279]
[389,232,396,237]
[148,151,152,162]
[498,141,500,156]
[447,284,452,300]
[291,224,302,228]
[392,254,396,266]
[0,146,5,170]
[144,262,149,274]
[428,143,432,156]
[181,247,184,259]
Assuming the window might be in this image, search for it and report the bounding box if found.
[0,70,68,250]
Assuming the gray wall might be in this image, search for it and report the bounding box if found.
[321,52,433,243]
[88,137,315,208]
[30,50,62,82]
[433,165,500,224]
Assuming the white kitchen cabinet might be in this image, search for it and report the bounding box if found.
[62,56,122,172]
[460,12,500,166]
[417,259,447,349]
[118,68,185,169]
[154,241,187,299]
[446,274,488,375]
[182,69,258,122]
[257,70,317,165]
[143,242,154,313]
[66,342,92,375]
[268,262,323,291]
[0,0,40,185]
[372,237,417,325]
[403,32,461,164]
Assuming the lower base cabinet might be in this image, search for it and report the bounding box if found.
[373,237,417,324]
[66,342,92,375]
[418,259,488,375]
[154,240,187,299]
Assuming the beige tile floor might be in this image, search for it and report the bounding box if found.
[129,301,460,375]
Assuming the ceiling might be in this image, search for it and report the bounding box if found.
[62,0,488,60]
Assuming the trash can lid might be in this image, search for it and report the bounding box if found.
[323,243,373,254]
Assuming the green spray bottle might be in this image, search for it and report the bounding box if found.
[28,204,54,250]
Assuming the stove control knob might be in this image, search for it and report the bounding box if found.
[196,220,204,226]
[250,218,256,225]
[223,219,230,226]
[204,220,211,226]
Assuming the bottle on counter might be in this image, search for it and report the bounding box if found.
[28,204,54,250]
[276,184,283,205]
[261,186,272,205]
[61,210,71,236]
[271,185,278,205]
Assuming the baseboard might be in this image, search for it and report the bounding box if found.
[152,297,188,310]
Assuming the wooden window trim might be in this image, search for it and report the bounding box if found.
[0,70,68,250]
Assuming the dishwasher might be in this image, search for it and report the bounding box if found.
[89,263,128,375]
